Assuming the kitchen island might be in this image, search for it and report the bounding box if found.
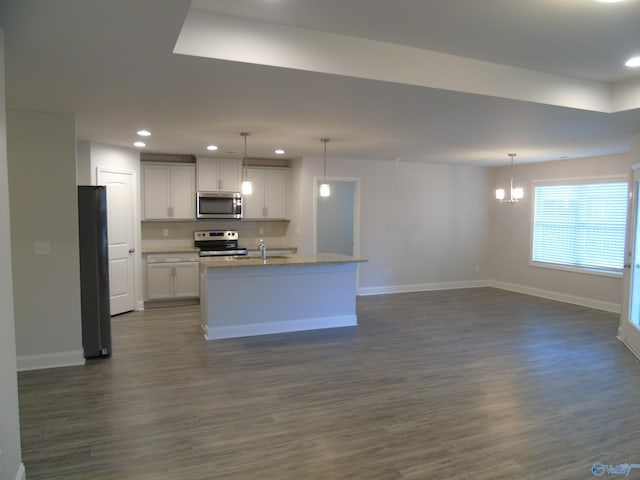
[199,254,366,340]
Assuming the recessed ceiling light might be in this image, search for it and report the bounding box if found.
[626,56,640,67]
[274,149,285,155]
[133,141,146,148]
[207,145,219,151]
[137,129,151,136]
[596,0,625,3]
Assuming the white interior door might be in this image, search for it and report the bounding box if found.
[97,168,136,315]
[620,166,640,358]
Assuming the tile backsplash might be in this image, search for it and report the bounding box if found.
[142,220,292,250]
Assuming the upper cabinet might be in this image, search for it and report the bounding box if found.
[197,157,242,192]
[142,162,195,220]
[243,168,288,220]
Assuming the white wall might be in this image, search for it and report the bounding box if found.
[7,109,83,370]
[286,157,305,251]
[0,31,25,480]
[489,153,634,311]
[88,142,140,186]
[291,156,491,293]
[632,134,640,167]
[76,140,91,185]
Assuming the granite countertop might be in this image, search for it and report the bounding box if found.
[245,246,298,253]
[200,253,367,269]
[142,246,200,254]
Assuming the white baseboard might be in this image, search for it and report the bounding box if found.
[358,280,489,296]
[488,280,621,313]
[618,335,640,361]
[15,463,26,480]
[16,350,85,372]
[357,278,620,313]
[205,315,357,340]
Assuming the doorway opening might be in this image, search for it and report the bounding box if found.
[314,178,360,259]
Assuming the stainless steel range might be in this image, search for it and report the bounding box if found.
[194,230,247,257]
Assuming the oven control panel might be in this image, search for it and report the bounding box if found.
[194,230,238,241]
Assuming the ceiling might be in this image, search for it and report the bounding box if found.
[1,0,640,166]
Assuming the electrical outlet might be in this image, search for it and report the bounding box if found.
[474,264,480,273]
[162,228,169,237]
[258,227,264,235]
[35,241,51,255]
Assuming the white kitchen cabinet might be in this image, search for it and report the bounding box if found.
[145,253,200,301]
[146,263,174,300]
[197,157,242,192]
[243,168,288,219]
[173,262,200,297]
[142,163,195,220]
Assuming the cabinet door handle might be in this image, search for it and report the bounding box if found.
[129,248,135,254]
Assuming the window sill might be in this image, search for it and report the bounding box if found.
[530,261,623,279]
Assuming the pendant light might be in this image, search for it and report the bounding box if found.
[496,153,523,203]
[240,132,252,195]
[319,138,331,197]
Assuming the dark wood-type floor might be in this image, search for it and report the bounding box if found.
[17,288,640,479]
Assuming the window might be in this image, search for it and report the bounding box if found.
[531,180,628,275]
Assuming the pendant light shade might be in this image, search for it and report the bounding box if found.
[320,138,331,198]
[496,153,523,203]
[319,183,331,197]
[241,181,253,195]
[241,179,253,195]
[240,132,252,195]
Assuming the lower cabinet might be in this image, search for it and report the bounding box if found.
[146,253,200,301]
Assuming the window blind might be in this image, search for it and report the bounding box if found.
[532,182,628,272]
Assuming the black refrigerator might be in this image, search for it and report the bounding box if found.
[78,185,111,358]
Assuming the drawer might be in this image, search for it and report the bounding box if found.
[146,252,199,263]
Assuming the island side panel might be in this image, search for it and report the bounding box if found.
[204,262,358,340]
[199,263,209,336]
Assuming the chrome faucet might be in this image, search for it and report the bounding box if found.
[258,238,267,262]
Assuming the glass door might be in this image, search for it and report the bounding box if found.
[620,166,640,357]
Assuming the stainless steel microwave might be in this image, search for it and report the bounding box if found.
[197,192,243,219]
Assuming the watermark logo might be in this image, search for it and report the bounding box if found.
[592,462,640,477]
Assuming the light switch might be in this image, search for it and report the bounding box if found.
[35,241,51,255]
